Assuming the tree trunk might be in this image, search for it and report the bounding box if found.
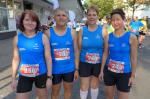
[132,6,135,19]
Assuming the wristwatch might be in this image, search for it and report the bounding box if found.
[75,68,79,71]
[47,75,53,80]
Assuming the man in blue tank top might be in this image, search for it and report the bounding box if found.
[100,8,138,99]
[11,10,52,99]
[45,8,79,99]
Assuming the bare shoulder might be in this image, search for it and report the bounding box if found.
[13,34,18,44]
[130,34,138,44]
[44,29,50,38]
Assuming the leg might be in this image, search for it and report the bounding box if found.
[90,76,99,99]
[35,73,48,99]
[36,88,48,99]
[63,81,73,99]
[80,77,90,99]
[16,76,33,99]
[79,62,92,99]
[116,73,131,99]
[118,91,129,99]
[90,63,101,99]
[16,92,30,99]
[51,83,61,99]
[63,71,74,99]
[51,74,63,99]
[105,86,115,99]
[103,67,116,99]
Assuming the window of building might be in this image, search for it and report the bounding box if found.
[0,0,6,7]
[23,1,33,10]
[0,0,8,31]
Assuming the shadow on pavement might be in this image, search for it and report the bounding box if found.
[0,75,11,82]
[0,81,11,90]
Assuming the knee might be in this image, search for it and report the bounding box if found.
[51,90,59,96]
[91,79,99,89]
[105,91,114,99]
[80,84,89,91]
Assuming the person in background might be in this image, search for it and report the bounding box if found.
[47,16,54,27]
[139,16,148,48]
[11,10,52,99]
[105,15,114,34]
[129,16,143,39]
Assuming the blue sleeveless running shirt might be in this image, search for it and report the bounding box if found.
[17,31,47,77]
[80,25,104,64]
[107,32,131,73]
[50,27,75,74]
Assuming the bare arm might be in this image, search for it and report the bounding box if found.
[12,36,20,79]
[42,34,52,76]
[77,29,83,65]
[130,34,138,78]
[78,29,82,52]
[71,29,79,70]
[101,25,109,72]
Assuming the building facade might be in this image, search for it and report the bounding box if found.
[59,0,85,21]
[0,0,53,39]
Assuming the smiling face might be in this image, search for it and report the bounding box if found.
[87,9,98,25]
[111,14,124,30]
[54,10,68,26]
[23,14,37,32]
[19,10,40,32]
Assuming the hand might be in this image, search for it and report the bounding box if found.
[46,79,52,90]
[74,70,79,81]
[99,71,104,81]
[128,76,135,87]
[11,79,17,91]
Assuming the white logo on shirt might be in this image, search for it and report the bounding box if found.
[51,43,58,46]
[83,37,88,40]
[121,43,126,47]
[109,44,114,47]
[66,41,71,45]
[33,43,39,49]
[96,34,100,39]
[19,48,26,51]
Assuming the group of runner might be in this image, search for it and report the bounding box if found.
[11,5,139,99]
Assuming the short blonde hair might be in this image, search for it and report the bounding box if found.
[54,8,69,17]
[87,5,99,15]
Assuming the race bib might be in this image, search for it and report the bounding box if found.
[132,29,137,33]
[108,59,124,73]
[20,64,39,77]
[54,48,70,60]
[85,53,100,64]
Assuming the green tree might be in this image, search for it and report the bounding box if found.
[85,0,114,18]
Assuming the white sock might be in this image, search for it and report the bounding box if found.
[91,88,99,99]
[80,90,88,99]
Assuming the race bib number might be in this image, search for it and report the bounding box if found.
[54,48,70,60]
[85,53,100,64]
[132,29,137,33]
[108,59,124,73]
[20,64,39,77]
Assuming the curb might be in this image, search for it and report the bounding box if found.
[0,31,16,40]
